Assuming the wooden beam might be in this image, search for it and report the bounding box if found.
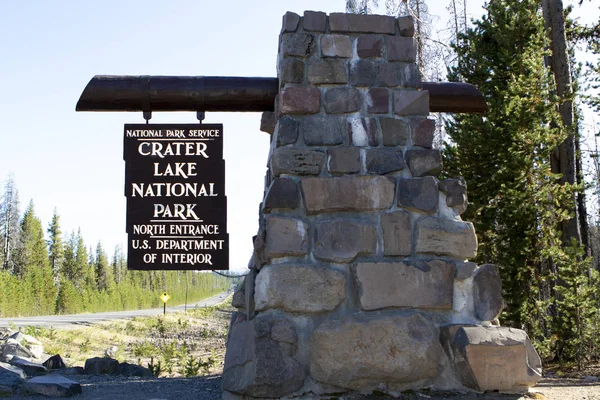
[76,76,488,114]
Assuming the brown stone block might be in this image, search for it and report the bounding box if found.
[439,178,468,214]
[357,35,384,58]
[308,59,348,84]
[302,176,395,214]
[349,117,378,146]
[387,36,416,62]
[380,117,409,146]
[394,90,429,116]
[354,260,455,310]
[472,264,504,321]
[382,210,411,256]
[321,35,353,58]
[314,219,377,263]
[397,176,438,214]
[280,86,320,115]
[274,116,300,146]
[366,147,406,174]
[415,217,477,259]
[397,16,415,37]
[328,147,361,174]
[263,178,300,212]
[329,13,396,34]
[281,12,301,33]
[303,10,327,32]
[379,63,421,88]
[260,112,276,134]
[279,58,305,85]
[301,115,347,145]
[254,264,346,313]
[405,148,442,177]
[310,315,442,390]
[270,147,326,176]
[265,215,308,258]
[281,33,316,58]
[367,88,389,114]
[411,118,435,148]
[324,87,361,114]
[349,59,377,87]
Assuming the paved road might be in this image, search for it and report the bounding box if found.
[0,292,230,329]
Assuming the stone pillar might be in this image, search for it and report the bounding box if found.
[223,11,541,399]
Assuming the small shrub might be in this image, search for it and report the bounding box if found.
[148,356,162,377]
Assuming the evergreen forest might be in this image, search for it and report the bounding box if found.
[0,178,230,318]
[346,0,600,367]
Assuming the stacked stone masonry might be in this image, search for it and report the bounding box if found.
[223,10,541,399]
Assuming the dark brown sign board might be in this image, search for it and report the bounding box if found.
[123,124,229,270]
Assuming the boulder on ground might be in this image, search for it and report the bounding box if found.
[56,367,84,376]
[9,356,47,377]
[83,357,119,375]
[43,354,66,370]
[2,338,35,361]
[104,346,118,358]
[24,373,82,397]
[118,362,153,377]
[441,325,542,392]
[0,361,26,396]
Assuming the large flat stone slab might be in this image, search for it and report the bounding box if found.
[255,265,346,313]
[415,217,477,259]
[23,373,82,397]
[302,176,395,214]
[0,362,25,396]
[441,326,542,392]
[354,260,455,310]
[310,314,442,390]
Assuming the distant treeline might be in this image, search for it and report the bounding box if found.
[0,175,230,318]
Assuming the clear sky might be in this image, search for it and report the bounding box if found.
[0,0,595,272]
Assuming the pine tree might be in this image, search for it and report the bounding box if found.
[47,208,63,286]
[94,242,110,292]
[443,0,576,348]
[0,175,21,272]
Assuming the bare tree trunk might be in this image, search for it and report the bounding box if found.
[542,0,587,250]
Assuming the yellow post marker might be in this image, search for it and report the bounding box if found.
[161,292,170,315]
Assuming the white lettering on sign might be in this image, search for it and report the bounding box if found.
[162,253,213,265]
[131,182,217,198]
[137,142,209,158]
[153,162,198,179]
[153,204,200,220]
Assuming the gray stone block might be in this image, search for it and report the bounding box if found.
[279,58,305,85]
[387,36,417,62]
[455,261,477,280]
[329,13,396,34]
[349,117,378,146]
[314,219,377,262]
[380,117,409,146]
[366,147,406,174]
[279,86,320,115]
[308,59,348,84]
[302,115,347,145]
[84,357,119,374]
[379,62,422,88]
[411,117,435,148]
[357,35,383,58]
[382,210,411,256]
[349,59,377,87]
[354,260,455,310]
[302,176,395,214]
[0,362,25,396]
[328,147,361,174]
[405,148,442,177]
[367,88,389,114]
[439,178,468,214]
[303,10,327,32]
[281,33,315,58]
[324,87,361,114]
[9,356,47,377]
[24,374,82,397]
[270,147,326,176]
[473,264,504,321]
[321,35,353,58]
[263,178,300,212]
[223,315,305,397]
[397,176,438,213]
[255,265,346,313]
[281,12,300,33]
[265,215,308,258]
[310,315,442,390]
[415,217,477,259]
[274,116,299,146]
[441,326,542,392]
[398,16,415,36]
[394,90,429,115]
[118,362,153,377]
[260,112,276,134]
